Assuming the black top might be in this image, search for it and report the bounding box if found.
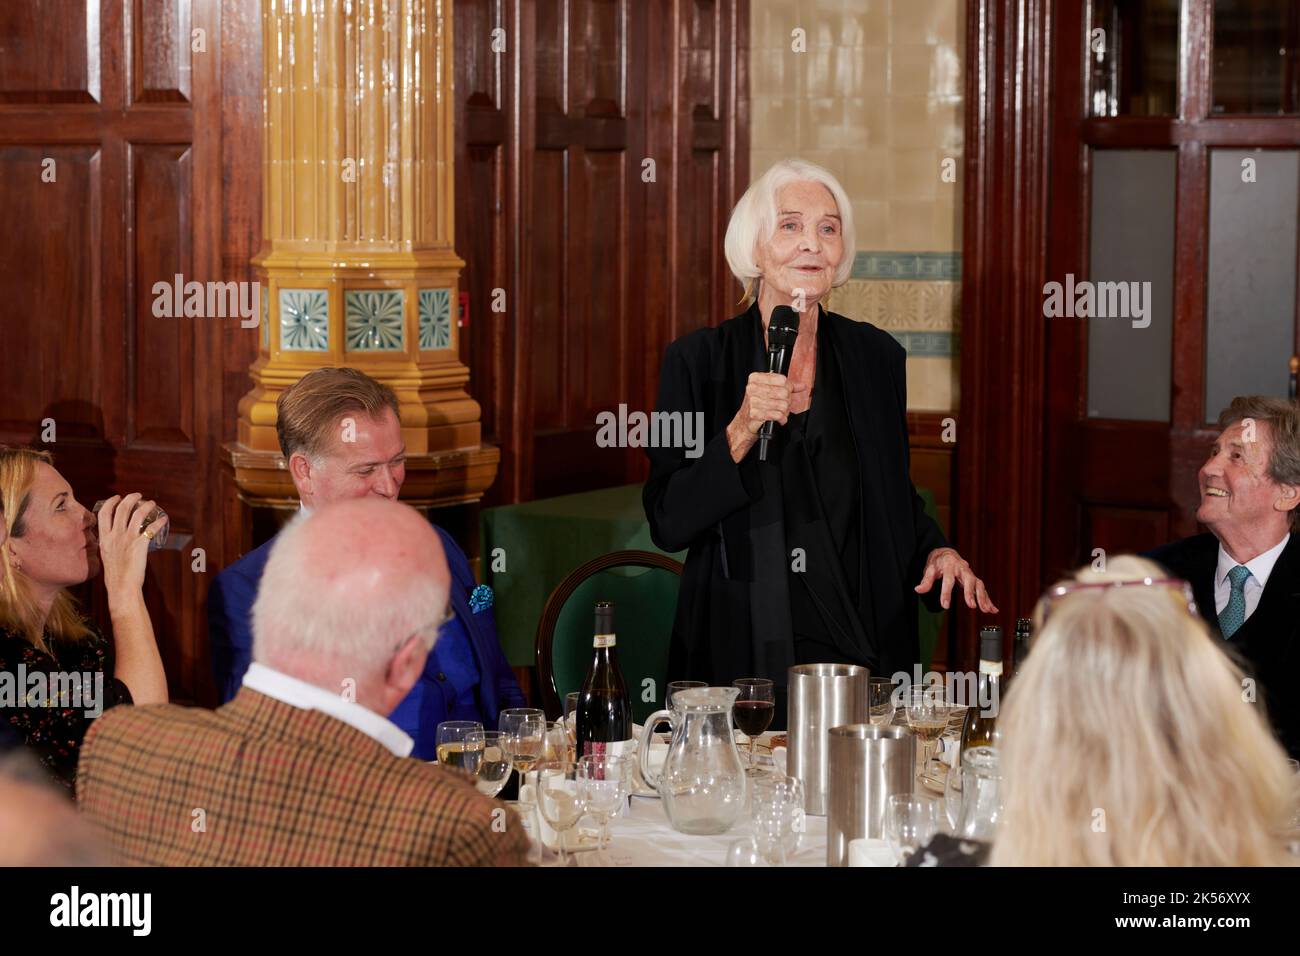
[786,314,866,665]
[0,622,133,791]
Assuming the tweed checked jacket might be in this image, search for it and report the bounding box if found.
[76,689,530,866]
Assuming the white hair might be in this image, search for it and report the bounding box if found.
[723,158,856,294]
[250,511,446,676]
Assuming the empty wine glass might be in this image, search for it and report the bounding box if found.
[467,730,511,798]
[750,774,806,865]
[666,680,707,714]
[867,678,895,726]
[544,720,574,765]
[724,835,770,867]
[885,795,941,865]
[576,753,630,853]
[535,761,584,866]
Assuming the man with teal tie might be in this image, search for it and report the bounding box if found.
[1148,396,1300,758]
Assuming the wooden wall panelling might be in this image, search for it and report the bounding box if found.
[0,0,227,705]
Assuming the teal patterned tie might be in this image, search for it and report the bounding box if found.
[1218,565,1252,639]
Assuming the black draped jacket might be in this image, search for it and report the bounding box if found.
[643,303,947,688]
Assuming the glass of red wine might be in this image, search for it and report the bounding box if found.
[732,678,775,775]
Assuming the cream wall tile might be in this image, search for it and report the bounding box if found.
[890,0,948,45]
[856,48,889,95]
[844,145,889,200]
[888,94,935,149]
[889,148,940,200]
[889,44,933,95]
[932,43,962,98]
[889,199,936,250]
[906,357,958,411]
[861,0,890,45]
[852,199,889,248]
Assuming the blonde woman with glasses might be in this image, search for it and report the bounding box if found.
[993,555,1297,866]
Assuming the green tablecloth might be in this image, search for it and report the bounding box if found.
[481,483,945,670]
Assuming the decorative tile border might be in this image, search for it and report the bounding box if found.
[419,288,453,350]
[279,288,329,351]
[345,289,406,351]
[833,278,960,332]
[852,251,962,282]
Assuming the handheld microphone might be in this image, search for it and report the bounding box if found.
[758,305,800,462]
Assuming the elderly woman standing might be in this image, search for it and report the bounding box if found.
[644,159,995,705]
[0,447,168,789]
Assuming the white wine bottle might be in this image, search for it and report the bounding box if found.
[960,626,1003,752]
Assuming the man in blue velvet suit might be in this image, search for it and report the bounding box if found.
[208,368,525,759]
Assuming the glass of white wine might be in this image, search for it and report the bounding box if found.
[467,730,511,798]
[904,685,957,781]
[435,721,483,771]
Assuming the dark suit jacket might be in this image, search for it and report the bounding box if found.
[207,524,525,742]
[77,689,530,866]
[643,304,947,685]
[1146,532,1300,758]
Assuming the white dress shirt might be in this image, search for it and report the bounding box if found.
[1213,532,1290,622]
[241,662,414,758]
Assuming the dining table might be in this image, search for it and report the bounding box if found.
[512,729,954,868]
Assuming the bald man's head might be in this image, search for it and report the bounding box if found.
[252,498,449,712]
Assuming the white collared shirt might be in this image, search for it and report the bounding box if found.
[241,662,414,758]
[1214,533,1290,622]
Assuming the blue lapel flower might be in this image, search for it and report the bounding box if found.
[469,584,493,614]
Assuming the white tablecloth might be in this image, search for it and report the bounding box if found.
[574,794,829,867]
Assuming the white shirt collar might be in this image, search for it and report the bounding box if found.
[1215,532,1290,592]
[241,662,414,758]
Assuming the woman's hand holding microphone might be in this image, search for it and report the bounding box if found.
[726,372,809,463]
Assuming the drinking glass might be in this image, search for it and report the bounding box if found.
[576,753,630,853]
[904,685,958,780]
[885,795,941,865]
[499,708,546,796]
[544,720,575,765]
[92,499,169,551]
[867,678,895,726]
[466,730,511,798]
[750,774,806,865]
[535,761,584,866]
[732,678,775,773]
[724,835,769,867]
[666,680,707,713]
[435,720,482,770]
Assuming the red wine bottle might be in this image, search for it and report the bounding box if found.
[575,601,633,760]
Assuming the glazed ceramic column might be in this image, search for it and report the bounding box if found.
[229,0,497,505]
